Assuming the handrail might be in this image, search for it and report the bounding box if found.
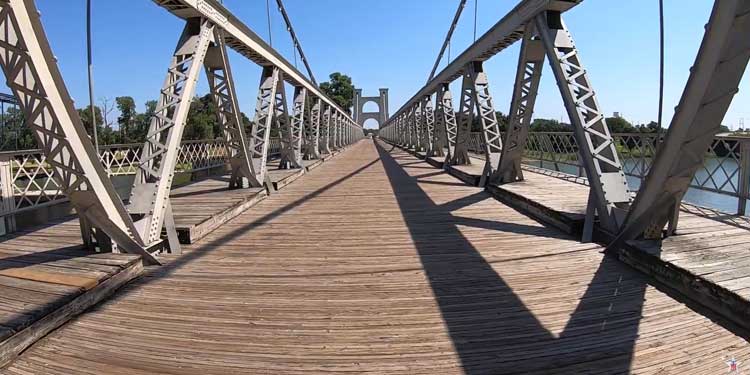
[519,132,750,214]
[458,131,750,214]
[0,138,283,217]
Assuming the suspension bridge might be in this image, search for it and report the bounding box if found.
[0,0,749,373]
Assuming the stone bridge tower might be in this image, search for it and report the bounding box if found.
[353,88,389,128]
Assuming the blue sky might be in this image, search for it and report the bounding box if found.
[23,0,749,130]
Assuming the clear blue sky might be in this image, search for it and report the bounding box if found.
[21,0,749,130]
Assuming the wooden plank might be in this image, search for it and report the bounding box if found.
[0,258,143,368]
[384,140,750,335]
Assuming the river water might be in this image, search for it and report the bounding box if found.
[528,157,747,214]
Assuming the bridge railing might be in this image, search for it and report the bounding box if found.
[467,131,750,214]
[0,138,282,219]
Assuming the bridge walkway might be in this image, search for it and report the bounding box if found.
[3,140,749,374]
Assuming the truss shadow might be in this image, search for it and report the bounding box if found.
[375,141,646,373]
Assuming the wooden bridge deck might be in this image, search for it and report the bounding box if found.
[0,153,342,367]
[439,152,750,333]
[0,219,143,368]
[172,158,325,244]
[3,140,748,374]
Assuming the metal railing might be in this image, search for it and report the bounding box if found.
[0,138,282,218]
[463,131,750,214]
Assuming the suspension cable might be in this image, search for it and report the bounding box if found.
[276,0,317,85]
[86,0,99,152]
[656,0,665,141]
[428,0,467,82]
[473,0,478,42]
[266,0,273,47]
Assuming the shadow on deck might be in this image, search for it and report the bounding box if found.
[376,141,646,373]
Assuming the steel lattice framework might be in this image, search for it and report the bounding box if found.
[381,0,749,247]
[1,0,746,267]
[0,0,362,263]
[204,30,255,189]
[492,24,544,184]
[0,0,158,264]
[611,0,750,246]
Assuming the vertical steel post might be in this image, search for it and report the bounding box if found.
[422,95,436,157]
[451,65,475,166]
[204,29,256,188]
[128,18,215,250]
[492,25,545,184]
[248,66,282,187]
[739,140,750,216]
[466,61,503,186]
[536,12,630,232]
[0,0,156,263]
[616,0,750,242]
[303,97,321,159]
[279,86,306,169]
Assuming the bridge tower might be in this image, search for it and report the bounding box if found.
[354,89,389,128]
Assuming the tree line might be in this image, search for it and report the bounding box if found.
[0,72,353,151]
[1,70,731,152]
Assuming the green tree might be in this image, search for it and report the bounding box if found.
[0,107,35,150]
[184,94,218,140]
[470,111,509,132]
[605,116,636,133]
[129,100,157,143]
[77,105,105,144]
[116,96,137,143]
[530,118,570,132]
[319,72,355,114]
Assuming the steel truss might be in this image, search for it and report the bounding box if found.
[403,114,410,148]
[335,114,342,149]
[320,105,332,154]
[492,24,545,184]
[204,29,255,189]
[467,61,503,187]
[0,0,158,264]
[0,0,363,265]
[248,66,283,188]
[421,95,436,157]
[436,84,457,162]
[613,0,750,244]
[402,115,409,147]
[128,18,215,253]
[303,98,321,159]
[535,11,630,233]
[412,101,424,152]
[451,65,477,166]
[280,86,306,169]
